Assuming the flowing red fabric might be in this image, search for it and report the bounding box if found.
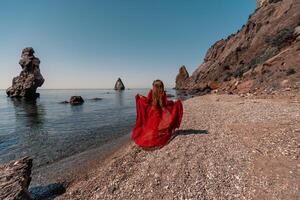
[131,90,183,148]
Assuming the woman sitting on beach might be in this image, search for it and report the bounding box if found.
[131,80,183,148]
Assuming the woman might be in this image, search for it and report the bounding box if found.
[131,80,183,148]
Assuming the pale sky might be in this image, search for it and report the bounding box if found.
[0,0,255,89]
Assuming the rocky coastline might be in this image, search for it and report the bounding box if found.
[1,1,299,199]
[175,0,300,96]
[2,91,298,199]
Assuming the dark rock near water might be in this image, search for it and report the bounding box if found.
[0,157,33,200]
[90,97,103,101]
[6,47,45,99]
[59,100,69,104]
[69,96,84,105]
[175,65,189,89]
[29,183,65,200]
[114,78,125,90]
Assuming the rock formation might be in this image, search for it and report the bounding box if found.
[69,96,84,105]
[256,0,268,8]
[6,47,45,99]
[176,0,300,95]
[175,65,189,89]
[0,157,33,200]
[114,78,125,90]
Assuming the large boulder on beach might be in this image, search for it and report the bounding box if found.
[175,65,189,89]
[70,96,84,105]
[114,78,125,90]
[0,157,33,200]
[6,47,45,99]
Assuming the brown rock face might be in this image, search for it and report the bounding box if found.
[256,0,268,8]
[114,78,125,90]
[0,157,33,200]
[6,47,44,99]
[177,0,300,94]
[175,65,189,89]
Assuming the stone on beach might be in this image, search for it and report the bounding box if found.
[114,78,125,90]
[6,47,45,99]
[0,157,33,200]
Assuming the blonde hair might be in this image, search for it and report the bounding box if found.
[152,80,165,108]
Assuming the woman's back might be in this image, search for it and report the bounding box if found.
[131,80,183,148]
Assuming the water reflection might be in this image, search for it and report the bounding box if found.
[0,89,174,167]
[70,103,84,113]
[11,98,45,130]
[115,91,124,106]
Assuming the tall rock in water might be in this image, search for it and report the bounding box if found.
[176,0,300,94]
[6,47,45,99]
[114,78,125,90]
[175,65,189,89]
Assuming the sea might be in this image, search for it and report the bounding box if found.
[0,88,182,169]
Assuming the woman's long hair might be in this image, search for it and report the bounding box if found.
[152,80,165,108]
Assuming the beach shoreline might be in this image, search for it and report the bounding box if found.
[54,92,299,199]
[30,132,132,188]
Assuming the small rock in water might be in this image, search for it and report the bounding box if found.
[90,97,103,101]
[59,100,69,104]
[69,96,84,105]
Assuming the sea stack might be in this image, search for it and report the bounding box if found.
[114,78,125,90]
[6,47,45,99]
[175,65,189,89]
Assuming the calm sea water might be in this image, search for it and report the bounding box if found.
[0,89,179,168]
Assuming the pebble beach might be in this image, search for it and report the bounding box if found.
[58,93,300,199]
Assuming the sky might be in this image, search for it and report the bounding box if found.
[0,0,255,89]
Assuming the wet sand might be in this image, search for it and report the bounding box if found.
[54,93,299,199]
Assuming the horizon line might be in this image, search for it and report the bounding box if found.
[0,87,175,90]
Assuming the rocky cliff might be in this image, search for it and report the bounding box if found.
[6,47,45,99]
[176,0,300,95]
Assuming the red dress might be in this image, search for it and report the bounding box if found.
[131,90,183,148]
